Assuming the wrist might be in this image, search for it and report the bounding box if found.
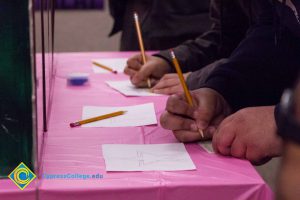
[184,72,191,80]
[152,53,174,73]
[194,87,232,116]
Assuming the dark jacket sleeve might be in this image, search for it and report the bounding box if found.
[186,58,228,90]
[110,0,211,50]
[154,0,249,73]
[108,0,128,36]
[274,0,300,38]
[202,25,300,111]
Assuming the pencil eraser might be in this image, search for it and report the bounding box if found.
[67,73,89,86]
[70,123,76,127]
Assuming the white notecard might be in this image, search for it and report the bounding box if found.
[92,58,127,73]
[106,80,162,97]
[82,103,157,127]
[102,143,196,171]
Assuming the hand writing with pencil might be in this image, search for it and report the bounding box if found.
[124,54,171,88]
[160,88,231,142]
[124,54,191,94]
[151,72,191,95]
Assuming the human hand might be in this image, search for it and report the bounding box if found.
[124,54,171,87]
[160,88,231,142]
[151,72,191,95]
[212,106,282,165]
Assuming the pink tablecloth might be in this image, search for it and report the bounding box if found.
[0,52,274,200]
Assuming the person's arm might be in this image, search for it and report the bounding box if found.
[154,0,249,73]
[108,0,128,36]
[274,0,300,38]
[202,24,299,111]
[186,58,228,90]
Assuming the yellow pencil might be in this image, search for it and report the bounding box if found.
[133,12,151,88]
[170,50,204,138]
[93,61,118,74]
[70,111,126,127]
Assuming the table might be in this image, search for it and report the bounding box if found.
[0,52,274,200]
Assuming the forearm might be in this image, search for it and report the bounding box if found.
[186,58,228,90]
[156,32,221,73]
[202,25,299,111]
[154,0,248,73]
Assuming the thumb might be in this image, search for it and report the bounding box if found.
[132,62,155,84]
[126,54,143,71]
[193,95,217,130]
[194,108,215,130]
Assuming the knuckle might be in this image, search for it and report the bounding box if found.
[127,59,134,67]
[166,97,177,111]
[159,113,168,128]
[217,135,229,151]
[219,146,230,155]
[231,147,244,158]
[124,67,129,74]
[164,88,172,95]
[235,109,248,122]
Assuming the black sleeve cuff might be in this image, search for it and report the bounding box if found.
[152,51,175,73]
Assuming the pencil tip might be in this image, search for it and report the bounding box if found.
[133,12,138,19]
[199,129,204,138]
[170,50,175,59]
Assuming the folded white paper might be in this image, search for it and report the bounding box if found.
[102,143,196,171]
[82,103,157,127]
[92,58,127,73]
[106,80,162,96]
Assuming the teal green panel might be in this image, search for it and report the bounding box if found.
[0,0,33,177]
